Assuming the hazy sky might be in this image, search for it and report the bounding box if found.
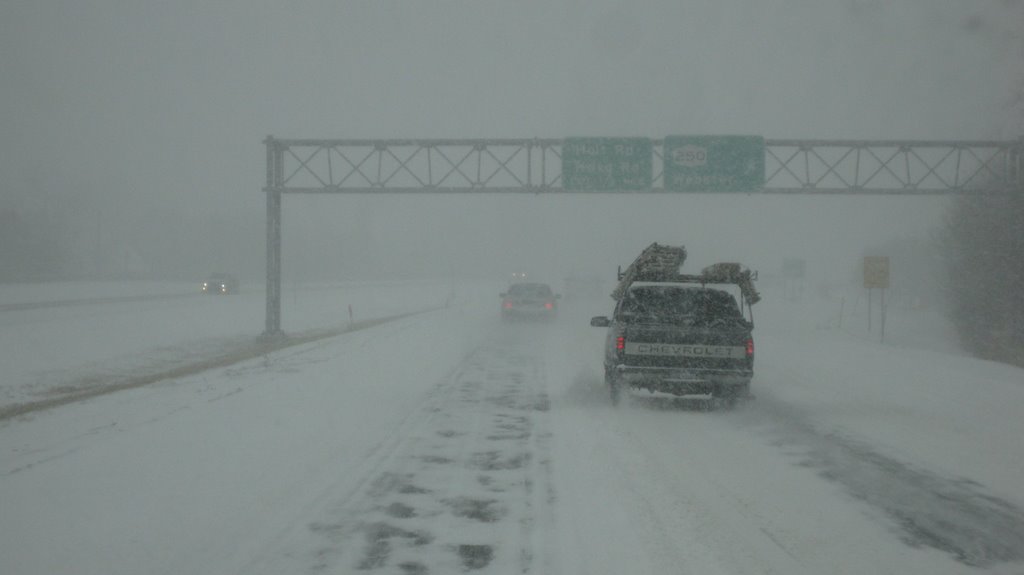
[1,1,1020,283]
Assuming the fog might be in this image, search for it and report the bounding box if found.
[1,0,1021,286]
[4,5,1024,572]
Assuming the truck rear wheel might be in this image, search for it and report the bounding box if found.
[605,370,622,406]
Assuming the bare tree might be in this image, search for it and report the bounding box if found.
[939,190,1024,366]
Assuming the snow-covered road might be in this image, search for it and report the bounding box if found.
[2,280,1023,574]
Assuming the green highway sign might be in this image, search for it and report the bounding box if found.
[562,138,652,190]
[664,135,765,192]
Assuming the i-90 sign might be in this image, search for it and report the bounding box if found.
[664,136,765,192]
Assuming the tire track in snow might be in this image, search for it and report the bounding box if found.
[244,332,556,574]
[748,395,1024,568]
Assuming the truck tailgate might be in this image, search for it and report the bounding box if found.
[622,324,751,370]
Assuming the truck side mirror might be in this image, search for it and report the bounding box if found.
[590,316,610,327]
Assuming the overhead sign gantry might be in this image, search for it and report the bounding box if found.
[262,135,1023,337]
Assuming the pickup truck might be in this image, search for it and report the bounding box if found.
[590,245,759,407]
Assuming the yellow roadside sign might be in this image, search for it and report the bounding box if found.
[863,256,890,289]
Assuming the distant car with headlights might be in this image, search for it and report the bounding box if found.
[202,273,239,295]
[500,282,559,321]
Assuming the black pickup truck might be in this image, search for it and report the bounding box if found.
[590,244,759,407]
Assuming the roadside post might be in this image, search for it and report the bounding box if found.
[782,258,807,301]
[863,256,890,343]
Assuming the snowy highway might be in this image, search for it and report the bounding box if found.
[5,1,1022,573]
[2,280,1024,575]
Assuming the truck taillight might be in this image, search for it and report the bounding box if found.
[616,336,625,351]
[544,302,554,309]
[746,338,754,357]
[503,300,513,309]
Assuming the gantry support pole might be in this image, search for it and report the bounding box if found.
[263,136,284,339]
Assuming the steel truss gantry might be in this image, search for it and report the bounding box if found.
[262,136,1023,336]
[265,137,1022,195]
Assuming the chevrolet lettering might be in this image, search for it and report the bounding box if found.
[627,343,747,359]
